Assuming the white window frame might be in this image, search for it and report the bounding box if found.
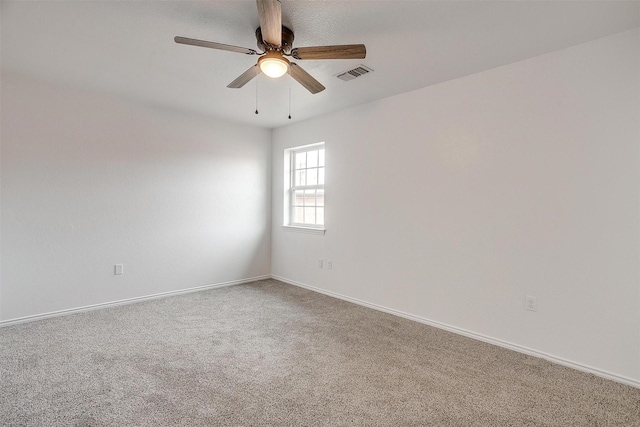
[283,143,325,235]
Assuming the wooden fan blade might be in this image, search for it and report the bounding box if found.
[175,36,258,55]
[256,0,281,47]
[227,65,261,88]
[289,63,325,94]
[291,44,366,60]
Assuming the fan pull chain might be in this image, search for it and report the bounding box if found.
[255,78,259,115]
[288,70,292,119]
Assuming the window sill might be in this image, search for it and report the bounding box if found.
[282,225,326,235]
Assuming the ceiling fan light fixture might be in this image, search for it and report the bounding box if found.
[258,51,290,78]
[175,0,365,94]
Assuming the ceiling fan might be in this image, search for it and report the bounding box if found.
[174,0,366,94]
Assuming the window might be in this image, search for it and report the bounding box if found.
[287,143,325,230]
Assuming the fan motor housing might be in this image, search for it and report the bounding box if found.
[256,26,294,53]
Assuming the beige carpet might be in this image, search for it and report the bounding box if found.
[1,279,638,426]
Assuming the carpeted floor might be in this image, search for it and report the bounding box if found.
[1,279,639,426]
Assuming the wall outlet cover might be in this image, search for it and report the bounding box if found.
[525,295,537,311]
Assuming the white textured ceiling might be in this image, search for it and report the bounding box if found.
[2,1,639,129]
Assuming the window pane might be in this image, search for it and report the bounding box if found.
[288,145,325,228]
[307,150,318,168]
[316,207,324,225]
[304,189,315,207]
[304,207,316,224]
[307,168,318,186]
[295,152,306,169]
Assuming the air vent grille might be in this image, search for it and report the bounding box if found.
[336,65,373,81]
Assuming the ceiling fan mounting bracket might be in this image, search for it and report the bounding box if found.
[255,26,294,53]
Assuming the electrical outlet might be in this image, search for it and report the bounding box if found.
[114,264,124,275]
[327,260,333,270]
[525,295,537,311]
[318,259,324,269]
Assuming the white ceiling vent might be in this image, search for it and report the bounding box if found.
[335,65,373,82]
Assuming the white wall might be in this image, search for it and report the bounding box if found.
[271,29,640,384]
[1,73,272,321]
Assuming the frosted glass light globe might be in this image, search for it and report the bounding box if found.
[259,52,290,78]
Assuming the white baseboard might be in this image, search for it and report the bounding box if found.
[3,273,638,389]
[272,275,640,390]
[0,275,271,328]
